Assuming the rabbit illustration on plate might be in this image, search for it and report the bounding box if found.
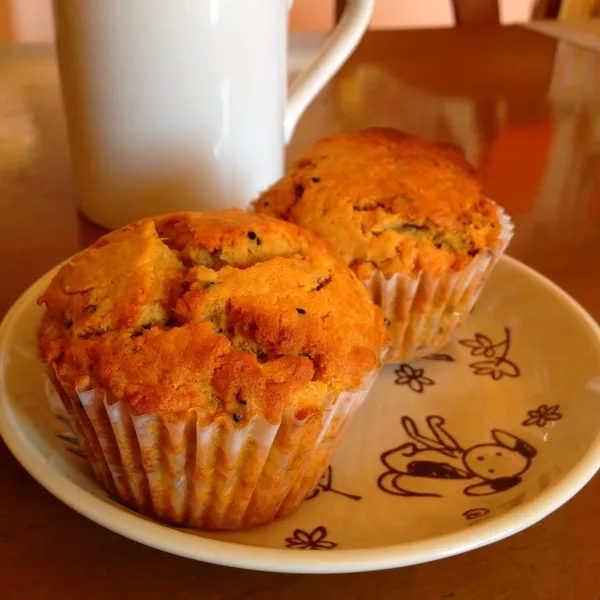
[377,415,537,497]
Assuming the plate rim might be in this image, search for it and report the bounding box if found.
[1,255,600,574]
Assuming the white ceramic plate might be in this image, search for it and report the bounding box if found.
[2,256,600,574]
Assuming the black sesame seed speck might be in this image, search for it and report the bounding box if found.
[311,177,321,183]
[238,398,248,406]
[255,237,262,246]
[247,231,257,240]
[296,308,306,315]
[233,413,243,423]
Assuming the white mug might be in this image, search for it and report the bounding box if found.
[52,0,374,230]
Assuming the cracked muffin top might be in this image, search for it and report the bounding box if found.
[253,128,501,279]
[38,210,387,423]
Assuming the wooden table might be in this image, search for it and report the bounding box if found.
[1,26,600,599]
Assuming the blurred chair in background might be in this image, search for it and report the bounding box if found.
[3,0,598,41]
[334,0,537,28]
[557,0,600,18]
[451,0,500,25]
[334,0,600,28]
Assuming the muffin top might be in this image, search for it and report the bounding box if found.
[38,210,387,423]
[254,128,501,279]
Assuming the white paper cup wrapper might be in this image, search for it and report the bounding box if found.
[363,205,513,362]
[46,368,378,530]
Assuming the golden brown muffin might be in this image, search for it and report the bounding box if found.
[254,129,512,361]
[255,128,500,279]
[38,210,387,528]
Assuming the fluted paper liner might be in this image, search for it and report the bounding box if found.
[46,368,378,530]
[364,205,513,362]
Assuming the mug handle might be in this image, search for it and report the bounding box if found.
[284,0,374,143]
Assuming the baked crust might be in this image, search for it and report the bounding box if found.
[254,128,500,278]
[38,210,387,422]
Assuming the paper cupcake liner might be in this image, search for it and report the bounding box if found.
[46,368,378,530]
[363,205,513,362]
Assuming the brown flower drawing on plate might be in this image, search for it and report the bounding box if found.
[306,466,362,501]
[395,363,435,393]
[463,507,490,521]
[285,526,338,550]
[522,404,562,427]
[459,328,520,380]
[377,415,537,497]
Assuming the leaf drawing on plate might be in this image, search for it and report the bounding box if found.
[459,328,520,380]
[305,466,362,501]
[423,353,456,362]
[55,416,87,459]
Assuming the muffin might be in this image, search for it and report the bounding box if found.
[254,128,512,361]
[38,209,387,529]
